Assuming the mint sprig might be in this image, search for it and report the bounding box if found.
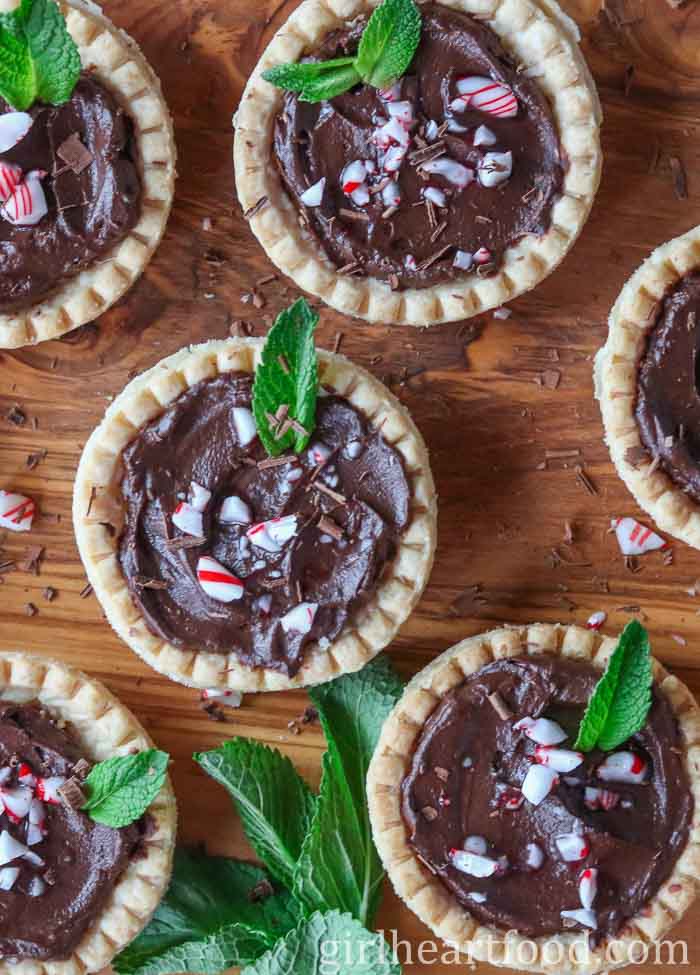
[262,0,421,103]
[0,0,81,111]
[252,297,319,458]
[574,620,653,753]
[82,748,169,828]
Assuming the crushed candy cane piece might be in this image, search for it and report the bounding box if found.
[462,755,473,769]
[478,150,513,188]
[0,866,18,890]
[17,764,34,787]
[201,688,243,708]
[0,770,10,787]
[341,159,368,194]
[474,124,497,147]
[0,112,32,152]
[424,119,439,141]
[453,250,473,271]
[344,440,363,460]
[35,777,65,805]
[521,764,558,805]
[381,179,401,208]
[172,501,204,537]
[383,144,407,173]
[0,830,36,866]
[561,908,597,929]
[446,117,468,133]
[350,184,370,206]
[1,787,32,821]
[3,170,48,226]
[28,875,46,897]
[300,177,326,207]
[404,254,417,271]
[535,746,583,773]
[246,515,298,553]
[379,81,401,102]
[254,594,273,616]
[465,835,488,855]
[374,117,410,148]
[515,716,567,746]
[524,842,544,870]
[232,407,257,446]
[579,867,598,909]
[309,442,332,466]
[387,101,414,125]
[584,786,619,811]
[555,833,590,862]
[280,602,318,635]
[423,185,446,208]
[586,610,606,631]
[597,752,647,785]
[473,246,493,265]
[450,849,498,877]
[219,495,252,525]
[421,157,473,189]
[454,76,518,118]
[493,307,511,320]
[189,482,211,512]
[0,490,35,532]
[470,891,487,903]
[0,161,21,203]
[196,556,244,603]
[611,517,666,556]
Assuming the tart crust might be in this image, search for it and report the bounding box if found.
[367,623,700,974]
[0,0,177,349]
[595,225,700,550]
[0,650,177,975]
[233,0,602,327]
[72,337,437,692]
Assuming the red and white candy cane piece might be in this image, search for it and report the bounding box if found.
[253,593,273,616]
[421,157,473,189]
[478,150,513,188]
[561,908,597,929]
[586,610,606,631]
[0,866,18,890]
[474,124,497,147]
[300,177,326,207]
[378,81,401,102]
[521,764,558,805]
[473,246,493,265]
[453,250,473,271]
[383,144,407,173]
[280,601,318,635]
[579,867,598,909]
[0,111,32,153]
[611,517,666,556]
[172,501,204,537]
[515,715,567,746]
[404,254,417,271]
[454,76,518,118]
[374,117,410,149]
[424,119,439,141]
[381,179,401,208]
[497,784,524,810]
[0,489,35,532]
[554,832,590,862]
[387,101,414,126]
[450,848,498,877]
[189,482,211,513]
[423,185,446,208]
[219,495,252,525]
[464,835,488,855]
[0,769,9,787]
[36,776,65,805]
[17,763,35,788]
[597,752,647,785]
[0,787,32,822]
[232,407,257,447]
[584,786,619,811]
[0,161,21,202]
[535,746,583,774]
[350,184,370,206]
[196,556,244,603]
[26,798,45,846]
[246,514,298,553]
[0,829,42,867]
[3,170,48,226]
[201,688,243,708]
[341,159,368,195]
[524,842,544,870]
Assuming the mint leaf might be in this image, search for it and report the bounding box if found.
[194,738,316,890]
[354,0,421,89]
[293,656,404,927]
[114,849,299,975]
[0,0,80,110]
[82,748,169,828]
[574,620,653,752]
[241,910,401,975]
[252,298,319,458]
[263,58,361,103]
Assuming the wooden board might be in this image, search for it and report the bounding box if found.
[2,0,700,970]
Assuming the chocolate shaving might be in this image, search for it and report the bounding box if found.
[434,766,450,782]
[430,220,447,244]
[669,156,688,200]
[26,449,47,470]
[57,776,87,810]
[318,514,343,540]
[421,805,439,822]
[42,586,56,602]
[79,582,93,598]
[290,419,309,437]
[6,405,26,426]
[134,576,169,590]
[575,464,598,495]
[333,331,344,354]
[541,369,561,390]
[416,244,451,272]
[243,196,269,219]
[310,481,347,505]
[72,758,91,780]
[487,691,512,721]
[625,445,651,469]
[258,455,295,470]
[337,261,363,275]
[339,208,370,222]
[165,535,206,550]
[18,545,44,575]
[24,602,37,617]
[57,133,94,174]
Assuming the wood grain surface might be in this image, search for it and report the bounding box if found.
[2,0,700,971]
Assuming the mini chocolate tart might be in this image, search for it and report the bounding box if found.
[0,651,176,974]
[73,338,436,691]
[596,226,700,550]
[368,624,700,974]
[234,0,601,326]
[0,0,176,349]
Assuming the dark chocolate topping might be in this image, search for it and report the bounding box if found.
[118,373,410,676]
[636,272,700,503]
[401,655,692,941]
[272,5,565,288]
[0,703,140,961]
[0,73,141,310]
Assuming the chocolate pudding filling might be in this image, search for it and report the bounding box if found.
[272,5,565,288]
[118,373,410,676]
[401,655,692,941]
[636,273,700,503]
[0,703,140,961]
[0,73,141,310]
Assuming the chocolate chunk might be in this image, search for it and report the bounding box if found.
[56,132,94,175]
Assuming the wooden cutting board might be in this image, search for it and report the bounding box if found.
[1,0,700,971]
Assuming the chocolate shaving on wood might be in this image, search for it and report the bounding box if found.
[545,448,579,460]
[243,196,269,219]
[258,455,295,470]
[333,331,343,354]
[18,545,44,575]
[57,133,94,174]
[540,369,561,390]
[202,701,227,722]
[257,273,277,287]
[6,405,26,426]
[134,576,169,590]
[165,535,206,550]
[575,465,598,495]
[623,64,635,97]
[488,691,512,721]
[449,584,487,616]
[669,156,688,200]
[26,449,47,470]
[318,514,343,540]
[0,560,15,575]
[57,777,86,810]
[42,586,56,602]
[24,602,37,617]
[80,582,93,598]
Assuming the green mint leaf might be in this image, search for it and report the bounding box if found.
[263,57,361,102]
[0,0,80,110]
[292,656,404,927]
[82,748,169,828]
[241,910,401,975]
[574,620,653,752]
[252,298,319,458]
[194,737,316,891]
[353,0,421,89]
[114,849,299,975]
